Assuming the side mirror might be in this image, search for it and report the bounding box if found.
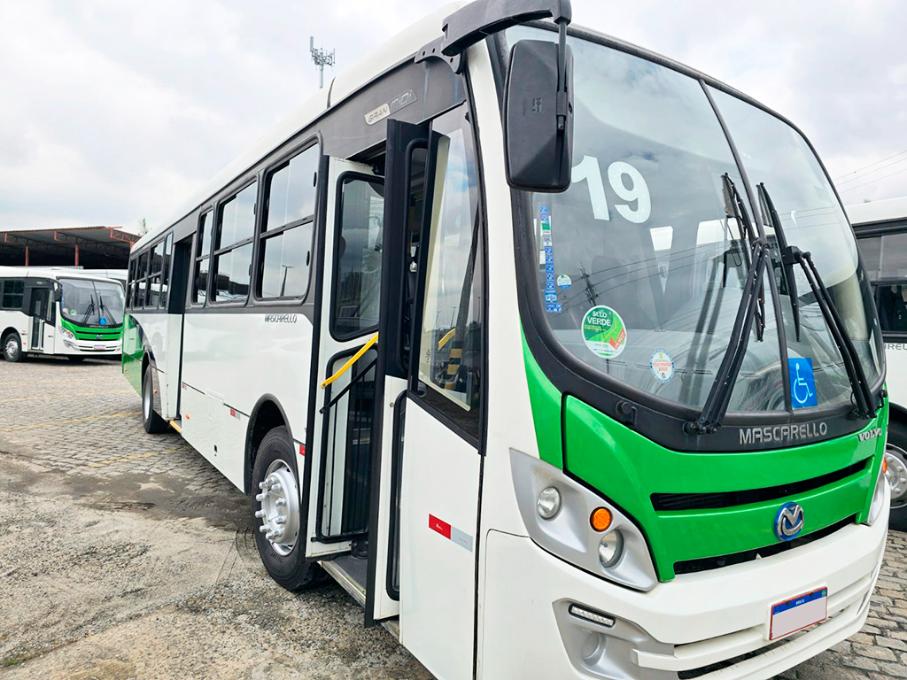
[504,39,574,192]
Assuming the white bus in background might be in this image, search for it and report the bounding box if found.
[123,1,890,677]
[0,266,125,362]
[849,196,907,528]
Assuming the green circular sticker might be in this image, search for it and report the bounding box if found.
[581,306,627,359]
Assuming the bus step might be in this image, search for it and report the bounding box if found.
[320,555,367,607]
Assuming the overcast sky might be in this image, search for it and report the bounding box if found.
[1,0,905,231]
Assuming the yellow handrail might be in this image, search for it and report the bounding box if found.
[320,333,379,388]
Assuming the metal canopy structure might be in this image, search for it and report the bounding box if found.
[0,226,139,268]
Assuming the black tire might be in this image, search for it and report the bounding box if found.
[142,368,169,434]
[67,356,85,363]
[887,419,907,532]
[251,426,323,591]
[2,332,24,362]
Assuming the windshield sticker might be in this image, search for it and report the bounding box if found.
[650,349,674,383]
[582,306,627,359]
[99,317,108,326]
[788,357,818,409]
[540,205,562,313]
[556,274,572,289]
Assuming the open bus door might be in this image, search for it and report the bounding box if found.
[26,282,54,352]
[305,156,385,570]
[366,110,485,680]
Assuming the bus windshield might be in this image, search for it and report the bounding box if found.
[508,29,883,414]
[60,278,125,327]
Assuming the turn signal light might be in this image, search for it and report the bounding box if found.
[590,507,613,532]
[882,457,888,475]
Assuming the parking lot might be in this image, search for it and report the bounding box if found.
[0,358,906,679]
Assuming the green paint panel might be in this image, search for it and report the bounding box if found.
[520,332,887,582]
[522,332,563,468]
[564,396,886,580]
[61,317,123,341]
[121,314,143,395]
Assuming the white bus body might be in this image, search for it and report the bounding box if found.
[123,2,889,678]
[0,266,125,361]
[849,196,907,527]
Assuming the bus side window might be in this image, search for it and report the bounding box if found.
[211,182,256,303]
[193,210,213,305]
[2,279,25,309]
[161,233,173,309]
[257,144,318,300]
[416,107,484,438]
[332,175,385,339]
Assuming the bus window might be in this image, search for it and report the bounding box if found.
[258,145,318,299]
[417,107,483,431]
[881,232,907,280]
[1,280,24,309]
[193,211,213,305]
[212,182,256,303]
[878,285,907,333]
[332,175,385,338]
[161,233,173,308]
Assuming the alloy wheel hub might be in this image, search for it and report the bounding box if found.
[885,446,907,507]
[255,460,300,555]
[5,339,16,358]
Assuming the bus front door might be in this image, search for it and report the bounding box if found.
[27,286,52,352]
[368,111,484,680]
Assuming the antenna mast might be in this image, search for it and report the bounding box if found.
[309,36,336,89]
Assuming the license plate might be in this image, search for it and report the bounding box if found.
[94,344,107,350]
[770,587,827,640]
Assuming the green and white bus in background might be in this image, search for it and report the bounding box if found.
[123,1,890,677]
[849,196,907,529]
[0,266,125,362]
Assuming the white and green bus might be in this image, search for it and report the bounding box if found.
[124,2,890,677]
[1,266,125,362]
[849,196,907,529]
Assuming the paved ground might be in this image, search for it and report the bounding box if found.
[0,358,905,679]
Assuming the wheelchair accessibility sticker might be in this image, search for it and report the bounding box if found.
[788,357,818,409]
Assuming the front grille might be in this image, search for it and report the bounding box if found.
[651,459,869,512]
[674,516,854,575]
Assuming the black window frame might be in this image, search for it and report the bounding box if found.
[254,140,320,303]
[0,278,26,310]
[855,223,907,342]
[329,171,387,342]
[191,208,214,307]
[209,178,258,306]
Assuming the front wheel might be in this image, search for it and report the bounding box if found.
[886,420,907,531]
[3,332,24,362]
[251,426,323,591]
[142,368,168,434]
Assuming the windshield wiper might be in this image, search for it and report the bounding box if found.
[757,184,878,419]
[758,183,802,342]
[723,174,765,340]
[79,298,96,326]
[688,238,770,435]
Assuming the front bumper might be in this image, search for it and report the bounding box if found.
[480,491,888,680]
[61,336,122,354]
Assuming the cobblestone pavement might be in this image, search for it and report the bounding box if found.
[0,357,906,679]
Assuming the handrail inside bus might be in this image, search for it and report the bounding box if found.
[321,333,379,388]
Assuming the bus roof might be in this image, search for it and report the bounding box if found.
[131,0,790,255]
[0,265,122,285]
[847,196,907,226]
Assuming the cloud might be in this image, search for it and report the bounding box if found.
[0,0,904,230]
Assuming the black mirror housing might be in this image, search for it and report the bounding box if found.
[504,39,574,192]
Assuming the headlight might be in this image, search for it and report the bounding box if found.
[537,486,562,519]
[62,328,75,340]
[511,449,657,592]
[867,461,889,526]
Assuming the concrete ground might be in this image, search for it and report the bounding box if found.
[0,358,905,679]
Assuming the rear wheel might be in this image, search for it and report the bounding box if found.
[886,420,907,531]
[251,426,324,591]
[142,368,168,434]
[2,332,23,362]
